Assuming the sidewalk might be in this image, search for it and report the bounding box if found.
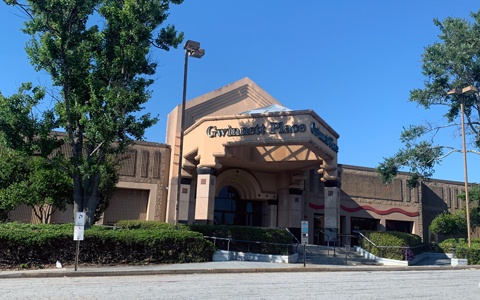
[2,259,480,279]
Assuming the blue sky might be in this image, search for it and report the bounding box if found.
[1,0,480,184]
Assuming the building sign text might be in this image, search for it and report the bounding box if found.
[206,121,338,152]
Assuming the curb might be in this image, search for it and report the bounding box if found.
[2,265,480,279]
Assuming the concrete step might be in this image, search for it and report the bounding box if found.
[297,245,382,266]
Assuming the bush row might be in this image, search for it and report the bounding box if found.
[437,238,480,264]
[115,220,189,231]
[0,222,215,269]
[116,220,294,255]
[360,231,422,260]
[456,248,480,264]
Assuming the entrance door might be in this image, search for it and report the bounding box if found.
[313,214,324,245]
[214,186,262,226]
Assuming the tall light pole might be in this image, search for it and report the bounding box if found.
[447,85,478,247]
[174,40,205,230]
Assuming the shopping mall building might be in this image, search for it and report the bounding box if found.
[9,78,474,244]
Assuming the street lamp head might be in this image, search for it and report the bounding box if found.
[462,86,478,95]
[447,88,462,95]
[184,40,200,52]
[189,48,205,59]
[447,86,478,95]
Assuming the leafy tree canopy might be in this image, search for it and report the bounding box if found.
[430,207,480,242]
[377,10,480,187]
[0,148,73,223]
[458,185,480,203]
[0,0,184,227]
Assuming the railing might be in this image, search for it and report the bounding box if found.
[315,229,353,265]
[204,236,297,256]
[355,231,430,261]
[281,227,301,244]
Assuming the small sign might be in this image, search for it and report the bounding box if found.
[74,226,84,241]
[301,221,308,244]
[75,212,86,226]
[301,221,308,233]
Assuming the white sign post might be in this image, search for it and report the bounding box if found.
[74,212,86,271]
[301,221,308,267]
[75,212,86,226]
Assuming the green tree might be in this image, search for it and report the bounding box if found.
[458,185,480,203]
[430,211,465,242]
[377,10,480,187]
[0,0,184,227]
[430,207,480,242]
[0,149,73,223]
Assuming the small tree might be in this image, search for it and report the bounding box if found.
[377,10,480,187]
[430,211,466,242]
[0,148,72,223]
[430,207,480,242]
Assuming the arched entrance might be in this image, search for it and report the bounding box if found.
[214,186,262,226]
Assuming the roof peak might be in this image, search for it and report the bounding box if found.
[239,104,292,115]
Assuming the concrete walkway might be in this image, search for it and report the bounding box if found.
[2,258,480,279]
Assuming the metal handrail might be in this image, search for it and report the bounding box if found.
[312,229,353,265]
[203,236,296,255]
[281,227,301,244]
[355,231,428,260]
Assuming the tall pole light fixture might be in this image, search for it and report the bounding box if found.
[174,40,205,230]
[447,85,478,247]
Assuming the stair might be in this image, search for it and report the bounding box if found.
[296,245,382,266]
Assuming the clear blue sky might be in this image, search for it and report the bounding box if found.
[1,0,479,184]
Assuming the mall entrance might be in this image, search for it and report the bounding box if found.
[213,186,262,226]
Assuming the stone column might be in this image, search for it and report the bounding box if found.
[262,200,278,227]
[324,181,340,246]
[187,180,197,224]
[277,188,291,227]
[290,189,303,228]
[277,188,304,228]
[177,178,192,224]
[194,167,217,224]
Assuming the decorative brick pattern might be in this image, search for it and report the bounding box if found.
[141,150,149,178]
[119,150,137,177]
[153,151,162,179]
[341,172,403,201]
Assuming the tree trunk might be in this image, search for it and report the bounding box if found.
[84,172,102,228]
[73,174,84,222]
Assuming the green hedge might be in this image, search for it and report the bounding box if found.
[0,222,215,269]
[115,220,189,231]
[438,238,480,264]
[360,231,422,260]
[456,248,480,264]
[115,220,294,255]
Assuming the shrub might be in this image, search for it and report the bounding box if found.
[116,221,295,255]
[115,220,189,231]
[438,238,480,264]
[360,231,422,260]
[0,222,215,269]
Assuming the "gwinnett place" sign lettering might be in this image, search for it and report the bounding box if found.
[206,122,338,152]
